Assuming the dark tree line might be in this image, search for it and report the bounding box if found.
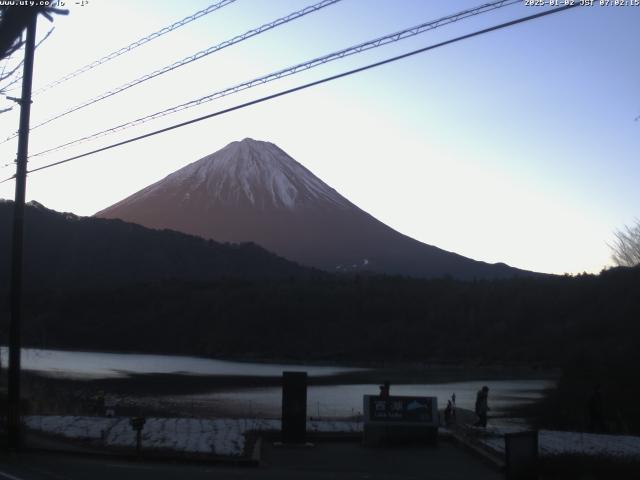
[1,266,637,366]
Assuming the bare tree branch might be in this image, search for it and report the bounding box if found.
[0,57,24,83]
[609,219,640,267]
[0,26,55,92]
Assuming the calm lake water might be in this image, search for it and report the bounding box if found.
[173,380,554,419]
[0,347,553,420]
[0,347,362,378]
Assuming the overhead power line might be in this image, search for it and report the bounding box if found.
[28,0,519,159]
[2,0,343,144]
[4,0,238,95]
[0,3,579,186]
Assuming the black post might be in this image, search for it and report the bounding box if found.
[505,431,539,480]
[136,430,142,458]
[7,13,38,449]
[281,371,307,444]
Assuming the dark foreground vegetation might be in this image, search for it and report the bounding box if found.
[516,347,640,435]
[1,201,639,434]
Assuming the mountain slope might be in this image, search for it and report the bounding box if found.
[0,200,308,292]
[97,138,534,279]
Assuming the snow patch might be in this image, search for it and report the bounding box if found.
[24,416,362,457]
[126,138,353,211]
[473,425,640,460]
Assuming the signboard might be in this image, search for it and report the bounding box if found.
[129,417,146,431]
[363,395,439,427]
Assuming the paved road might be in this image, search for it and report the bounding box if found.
[0,441,503,479]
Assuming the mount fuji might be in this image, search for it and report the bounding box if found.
[96,138,531,279]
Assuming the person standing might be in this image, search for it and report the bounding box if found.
[474,386,490,427]
[444,400,453,426]
[379,381,390,399]
[451,393,457,421]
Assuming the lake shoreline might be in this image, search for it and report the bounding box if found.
[0,346,557,422]
[12,368,554,422]
[1,344,560,380]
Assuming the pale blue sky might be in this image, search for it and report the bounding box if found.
[0,0,638,274]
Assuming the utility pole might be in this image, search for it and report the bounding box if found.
[7,13,38,450]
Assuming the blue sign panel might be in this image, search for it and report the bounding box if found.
[364,395,439,427]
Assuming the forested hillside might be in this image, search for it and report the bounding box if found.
[0,200,309,292]
[1,266,637,366]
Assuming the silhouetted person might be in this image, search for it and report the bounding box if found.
[451,393,457,421]
[379,381,390,399]
[588,384,606,433]
[444,400,453,426]
[474,386,490,427]
[93,389,105,415]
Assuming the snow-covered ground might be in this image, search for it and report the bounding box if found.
[472,426,640,460]
[24,416,362,457]
[26,415,640,461]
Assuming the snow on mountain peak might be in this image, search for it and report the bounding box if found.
[156,138,351,210]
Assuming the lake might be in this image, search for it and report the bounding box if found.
[0,346,363,378]
[161,380,553,420]
[1,347,553,421]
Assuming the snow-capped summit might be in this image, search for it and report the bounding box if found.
[144,138,350,210]
[96,139,531,279]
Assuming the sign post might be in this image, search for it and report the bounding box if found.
[129,417,146,458]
